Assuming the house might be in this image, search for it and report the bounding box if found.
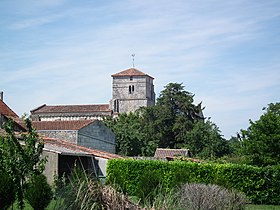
[32,120,116,154]
[30,68,156,120]
[42,137,122,183]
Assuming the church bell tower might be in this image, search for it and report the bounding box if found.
[110,68,155,114]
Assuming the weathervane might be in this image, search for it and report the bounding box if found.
[132,54,135,68]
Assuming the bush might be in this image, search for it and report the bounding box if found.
[106,159,280,205]
[53,168,142,210]
[25,174,53,210]
[180,183,247,210]
[0,170,15,210]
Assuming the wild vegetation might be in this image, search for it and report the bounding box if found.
[0,119,52,210]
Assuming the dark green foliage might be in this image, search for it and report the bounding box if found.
[0,118,46,210]
[106,159,280,205]
[184,119,230,158]
[141,83,204,150]
[104,112,146,156]
[0,169,16,210]
[25,174,53,210]
[105,83,228,158]
[239,103,280,166]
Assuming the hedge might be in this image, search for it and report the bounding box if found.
[106,159,280,205]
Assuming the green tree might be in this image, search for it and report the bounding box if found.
[105,83,228,158]
[240,102,280,166]
[141,83,204,150]
[104,112,146,156]
[0,118,46,209]
[184,119,229,158]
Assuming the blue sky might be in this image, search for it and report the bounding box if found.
[1,0,279,139]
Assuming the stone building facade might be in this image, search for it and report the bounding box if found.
[110,68,155,114]
[32,120,116,153]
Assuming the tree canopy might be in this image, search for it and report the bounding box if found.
[239,102,280,166]
[105,83,229,158]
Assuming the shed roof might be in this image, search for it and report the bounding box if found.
[43,137,122,159]
[111,68,154,79]
[32,120,94,131]
[154,148,190,158]
[31,104,111,114]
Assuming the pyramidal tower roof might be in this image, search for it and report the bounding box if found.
[111,68,154,79]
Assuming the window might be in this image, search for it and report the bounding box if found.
[130,76,133,81]
[129,85,135,94]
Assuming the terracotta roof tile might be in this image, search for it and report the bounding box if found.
[31,104,111,114]
[32,120,94,130]
[154,148,190,158]
[0,100,18,118]
[43,137,123,159]
[112,68,154,79]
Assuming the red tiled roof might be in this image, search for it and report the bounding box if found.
[43,137,123,159]
[32,120,94,130]
[111,68,154,79]
[0,100,18,118]
[154,148,190,158]
[31,104,111,114]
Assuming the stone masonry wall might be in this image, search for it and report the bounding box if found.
[112,75,155,113]
[78,121,116,153]
[38,130,78,144]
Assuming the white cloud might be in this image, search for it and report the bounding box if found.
[9,14,65,30]
[1,0,279,138]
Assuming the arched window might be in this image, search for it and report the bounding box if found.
[129,85,132,94]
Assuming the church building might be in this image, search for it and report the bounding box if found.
[30,68,155,121]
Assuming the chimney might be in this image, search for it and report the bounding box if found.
[0,91,3,101]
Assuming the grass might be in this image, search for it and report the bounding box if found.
[246,205,280,210]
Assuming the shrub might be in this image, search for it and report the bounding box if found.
[0,170,15,210]
[25,174,53,210]
[180,183,247,210]
[106,159,280,205]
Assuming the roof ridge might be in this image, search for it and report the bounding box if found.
[43,137,122,159]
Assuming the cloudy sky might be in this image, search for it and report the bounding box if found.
[1,0,279,139]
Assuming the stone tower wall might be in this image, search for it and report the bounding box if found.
[111,75,155,113]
